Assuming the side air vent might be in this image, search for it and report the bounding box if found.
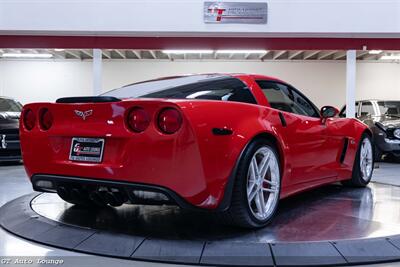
[340,138,349,163]
[278,112,287,127]
[56,96,121,103]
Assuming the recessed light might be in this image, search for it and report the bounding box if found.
[162,50,214,54]
[381,55,400,60]
[369,50,382,54]
[216,50,268,54]
[1,53,53,58]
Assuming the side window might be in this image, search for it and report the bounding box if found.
[360,101,374,117]
[142,78,258,105]
[339,102,359,118]
[290,88,319,118]
[257,81,319,118]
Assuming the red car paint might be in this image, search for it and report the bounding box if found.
[20,74,369,209]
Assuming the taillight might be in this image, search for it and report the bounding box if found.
[23,109,36,131]
[157,108,182,134]
[39,108,53,130]
[127,107,150,132]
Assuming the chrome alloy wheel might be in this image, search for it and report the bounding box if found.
[360,137,373,181]
[246,146,280,221]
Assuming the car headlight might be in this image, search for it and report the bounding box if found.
[394,129,400,139]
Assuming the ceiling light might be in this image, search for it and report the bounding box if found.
[54,49,65,52]
[162,50,214,54]
[369,50,382,54]
[381,55,400,60]
[216,50,268,54]
[1,53,53,58]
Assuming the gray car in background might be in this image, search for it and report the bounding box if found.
[0,97,22,162]
[340,100,400,161]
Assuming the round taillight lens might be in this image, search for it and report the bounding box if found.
[39,108,53,130]
[157,108,182,134]
[23,109,36,131]
[127,107,150,133]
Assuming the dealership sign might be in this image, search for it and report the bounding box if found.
[204,2,268,24]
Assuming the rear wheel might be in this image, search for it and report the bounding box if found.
[220,139,281,228]
[343,134,374,187]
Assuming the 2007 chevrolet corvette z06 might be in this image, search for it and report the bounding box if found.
[20,74,374,228]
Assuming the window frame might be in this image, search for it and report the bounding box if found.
[256,80,321,118]
[359,100,376,117]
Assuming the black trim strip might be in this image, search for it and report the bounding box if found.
[278,112,287,127]
[56,96,121,103]
[31,174,204,211]
[212,128,233,136]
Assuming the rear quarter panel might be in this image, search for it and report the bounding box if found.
[176,100,289,206]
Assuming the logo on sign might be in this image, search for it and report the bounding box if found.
[204,2,268,24]
[74,110,93,121]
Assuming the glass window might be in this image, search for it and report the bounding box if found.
[257,81,319,118]
[360,101,375,116]
[377,101,400,116]
[0,98,22,112]
[103,75,257,105]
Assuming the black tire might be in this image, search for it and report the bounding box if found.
[374,145,383,162]
[219,138,281,228]
[342,133,374,187]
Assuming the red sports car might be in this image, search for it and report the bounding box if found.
[20,74,374,228]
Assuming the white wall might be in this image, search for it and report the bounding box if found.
[0,0,399,37]
[0,60,92,104]
[1,59,400,109]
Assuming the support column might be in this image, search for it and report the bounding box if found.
[346,50,356,118]
[93,49,102,96]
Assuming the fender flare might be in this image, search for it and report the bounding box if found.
[215,132,283,212]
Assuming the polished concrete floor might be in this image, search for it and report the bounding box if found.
[2,162,400,266]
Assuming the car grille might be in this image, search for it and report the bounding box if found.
[0,128,20,151]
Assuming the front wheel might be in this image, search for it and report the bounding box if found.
[220,139,281,228]
[343,134,374,187]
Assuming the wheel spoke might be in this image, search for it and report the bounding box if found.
[258,190,266,215]
[254,192,263,214]
[248,185,258,202]
[263,187,278,193]
[258,153,270,179]
[263,179,277,186]
[251,157,260,178]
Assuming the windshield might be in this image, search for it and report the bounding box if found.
[102,74,257,104]
[377,101,400,116]
[0,98,22,112]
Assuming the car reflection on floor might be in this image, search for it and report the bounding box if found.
[31,182,400,243]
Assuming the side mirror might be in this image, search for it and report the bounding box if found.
[321,106,339,118]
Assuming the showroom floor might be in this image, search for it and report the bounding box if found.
[1,162,400,267]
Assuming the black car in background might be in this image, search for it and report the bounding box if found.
[0,97,22,162]
[340,100,400,160]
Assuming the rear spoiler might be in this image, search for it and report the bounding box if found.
[56,96,121,104]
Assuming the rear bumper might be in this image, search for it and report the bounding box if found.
[31,174,208,211]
